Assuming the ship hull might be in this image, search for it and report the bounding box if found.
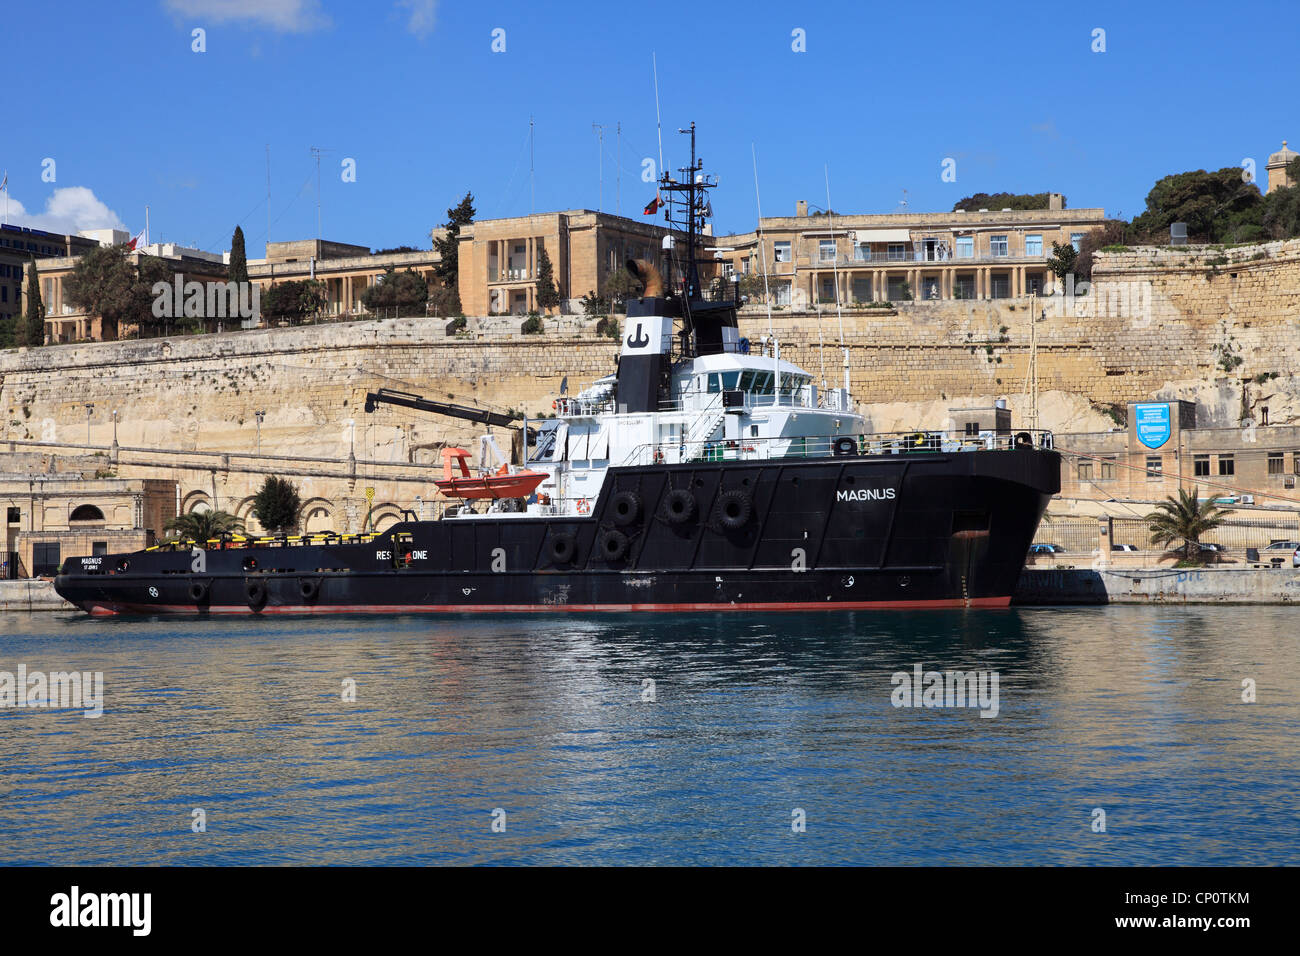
[55,448,1059,615]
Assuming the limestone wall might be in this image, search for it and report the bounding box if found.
[2,237,1298,529]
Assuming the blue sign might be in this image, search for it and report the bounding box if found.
[1135,403,1171,449]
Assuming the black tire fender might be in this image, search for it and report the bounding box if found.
[188,579,210,603]
[299,578,321,601]
[245,578,268,610]
[549,532,577,565]
[716,490,753,530]
[610,490,642,526]
[599,529,629,562]
[661,489,697,525]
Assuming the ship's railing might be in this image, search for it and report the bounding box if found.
[619,428,1055,467]
[555,396,617,417]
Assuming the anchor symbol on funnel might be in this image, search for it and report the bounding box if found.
[626,323,649,349]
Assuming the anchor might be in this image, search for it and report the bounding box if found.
[626,323,649,349]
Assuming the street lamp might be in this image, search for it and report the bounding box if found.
[84,403,94,446]
[254,410,266,455]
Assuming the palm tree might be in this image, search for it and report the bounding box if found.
[1146,485,1230,561]
[165,508,244,544]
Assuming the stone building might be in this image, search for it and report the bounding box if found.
[0,223,98,332]
[713,198,1108,309]
[31,238,229,343]
[0,475,176,578]
[1266,140,1297,194]
[454,210,676,315]
[248,240,444,319]
[1057,400,1300,507]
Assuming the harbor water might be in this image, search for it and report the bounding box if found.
[1,606,1296,865]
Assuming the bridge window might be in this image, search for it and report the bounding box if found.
[70,504,105,522]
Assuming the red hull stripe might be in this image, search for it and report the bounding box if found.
[85,596,1011,615]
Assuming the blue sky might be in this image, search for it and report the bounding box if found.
[3,0,1295,255]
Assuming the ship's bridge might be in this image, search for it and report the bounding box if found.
[676,351,847,411]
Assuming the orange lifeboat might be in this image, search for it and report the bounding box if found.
[433,447,547,500]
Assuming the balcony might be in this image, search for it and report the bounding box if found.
[805,249,1049,268]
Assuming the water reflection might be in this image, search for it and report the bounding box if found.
[0,607,1296,865]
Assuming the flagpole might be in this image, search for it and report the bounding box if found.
[145,205,150,248]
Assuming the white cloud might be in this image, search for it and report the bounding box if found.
[161,0,331,33]
[2,187,128,235]
[395,0,437,38]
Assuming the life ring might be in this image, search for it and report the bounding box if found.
[599,529,629,562]
[188,580,210,603]
[245,579,268,611]
[299,578,321,602]
[833,436,858,457]
[653,449,665,464]
[549,532,577,565]
[576,499,590,514]
[715,490,753,530]
[661,489,697,525]
[611,490,642,526]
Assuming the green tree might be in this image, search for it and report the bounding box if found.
[361,267,429,316]
[62,244,163,340]
[1146,485,1231,562]
[535,246,560,311]
[580,289,609,317]
[1046,240,1078,283]
[432,191,475,311]
[953,192,1060,212]
[601,268,637,311]
[1128,168,1263,244]
[22,260,44,346]
[1261,176,1300,240]
[252,476,301,533]
[261,279,327,324]
[229,225,249,288]
[1073,219,1130,282]
[165,508,244,543]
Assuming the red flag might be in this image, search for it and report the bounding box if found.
[128,228,146,251]
[643,193,663,216]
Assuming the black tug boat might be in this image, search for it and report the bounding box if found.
[55,125,1059,615]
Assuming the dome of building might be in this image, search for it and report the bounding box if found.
[1268,140,1297,165]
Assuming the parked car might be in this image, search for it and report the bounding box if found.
[1112,543,1139,552]
[1198,542,1227,552]
[1028,543,1066,555]
[1264,540,1300,551]
[1293,547,1300,569]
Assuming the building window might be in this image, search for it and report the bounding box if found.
[1146,456,1163,479]
[92,542,108,556]
[887,243,906,261]
[818,239,836,263]
[1194,454,1210,477]
[1218,455,1235,476]
[1100,459,1116,480]
[854,242,870,261]
[1071,232,1084,251]
[6,506,19,524]
[31,542,61,576]
[774,280,791,305]
[1268,452,1284,475]
[1025,234,1042,257]
[773,241,791,263]
[1293,452,1300,475]
[955,236,973,258]
[70,504,105,522]
[964,421,980,436]
[990,235,1008,257]
[1077,461,1093,480]
[990,274,1010,298]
